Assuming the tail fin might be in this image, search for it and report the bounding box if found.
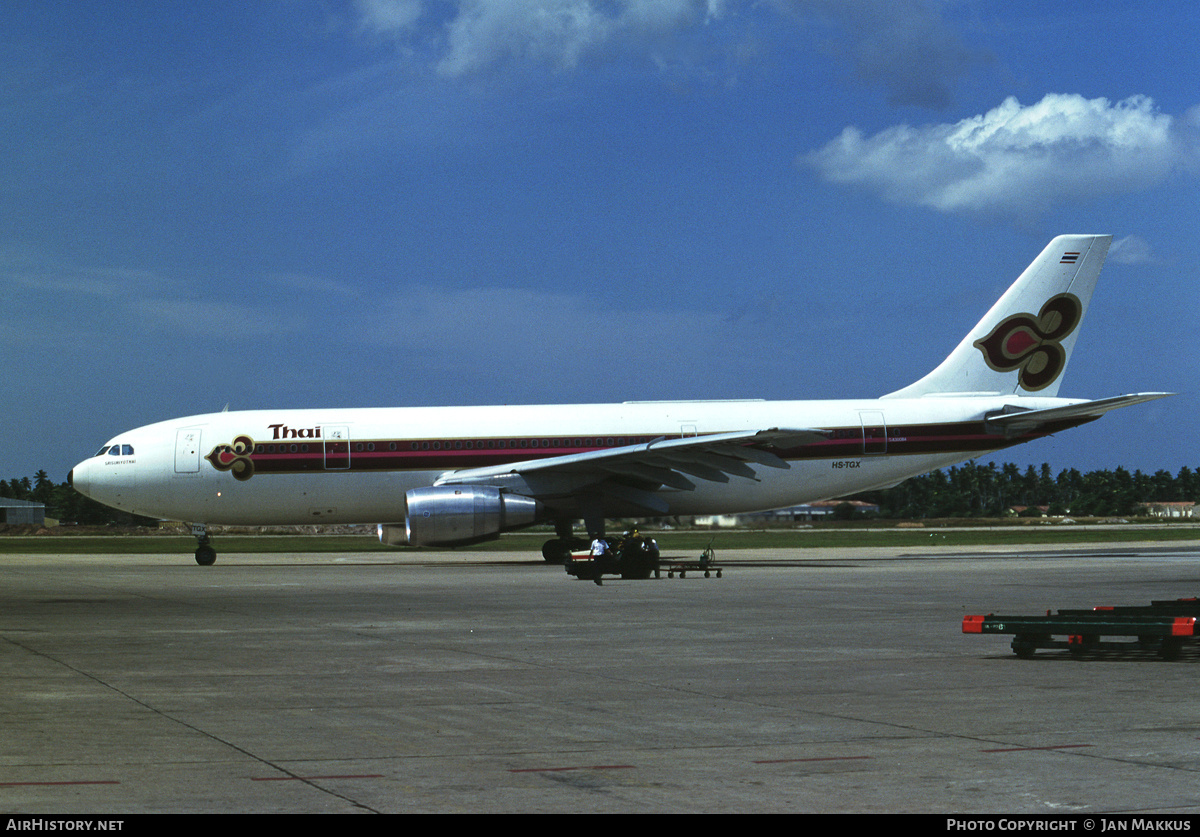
[883,234,1112,399]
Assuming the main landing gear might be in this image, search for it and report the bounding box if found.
[541,518,592,564]
[541,537,589,563]
[192,523,216,566]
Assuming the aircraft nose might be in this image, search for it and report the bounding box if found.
[69,461,91,498]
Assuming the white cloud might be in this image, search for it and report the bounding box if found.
[352,0,982,107]
[356,0,423,33]
[440,0,730,76]
[804,94,1192,216]
[438,1,614,76]
[356,0,730,76]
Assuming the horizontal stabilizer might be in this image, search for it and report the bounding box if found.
[988,393,1174,433]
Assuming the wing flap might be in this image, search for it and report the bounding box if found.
[596,461,696,491]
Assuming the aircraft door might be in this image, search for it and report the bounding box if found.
[174,427,203,474]
[859,411,887,455]
[324,426,350,470]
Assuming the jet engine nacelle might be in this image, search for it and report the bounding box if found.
[378,485,543,547]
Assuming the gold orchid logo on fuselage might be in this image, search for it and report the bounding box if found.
[205,435,256,481]
[973,293,1082,391]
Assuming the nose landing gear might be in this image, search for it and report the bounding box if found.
[192,523,216,566]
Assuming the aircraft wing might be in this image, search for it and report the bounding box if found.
[987,392,1174,434]
[433,428,828,513]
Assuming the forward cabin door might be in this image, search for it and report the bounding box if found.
[174,427,203,474]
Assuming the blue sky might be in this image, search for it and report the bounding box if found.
[4,1,1197,483]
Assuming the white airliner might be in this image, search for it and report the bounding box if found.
[70,235,1169,565]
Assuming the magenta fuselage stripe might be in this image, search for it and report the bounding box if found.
[220,417,1095,477]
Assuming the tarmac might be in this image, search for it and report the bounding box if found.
[4,541,1200,814]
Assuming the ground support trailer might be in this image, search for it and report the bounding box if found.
[654,543,721,579]
[963,599,1200,660]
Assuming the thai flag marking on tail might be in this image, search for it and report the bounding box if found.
[1060,252,1080,264]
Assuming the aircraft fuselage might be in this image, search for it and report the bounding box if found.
[70,395,1092,526]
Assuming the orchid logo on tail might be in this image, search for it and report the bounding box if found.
[973,293,1082,391]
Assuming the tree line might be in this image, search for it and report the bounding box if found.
[3,462,1199,527]
[859,461,1199,519]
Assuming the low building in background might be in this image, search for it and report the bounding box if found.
[0,498,46,526]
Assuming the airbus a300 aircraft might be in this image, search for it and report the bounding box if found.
[70,235,1169,565]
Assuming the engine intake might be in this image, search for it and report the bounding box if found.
[379,485,542,547]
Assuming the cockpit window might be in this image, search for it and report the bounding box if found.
[122,444,133,455]
[95,445,111,457]
[96,444,134,457]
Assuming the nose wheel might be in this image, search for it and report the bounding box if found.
[192,524,217,566]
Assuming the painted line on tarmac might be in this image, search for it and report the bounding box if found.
[980,744,1094,753]
[754,755,872,764]
[251,774,386,781]
[508,765,636,773]
[0,780,120,787]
